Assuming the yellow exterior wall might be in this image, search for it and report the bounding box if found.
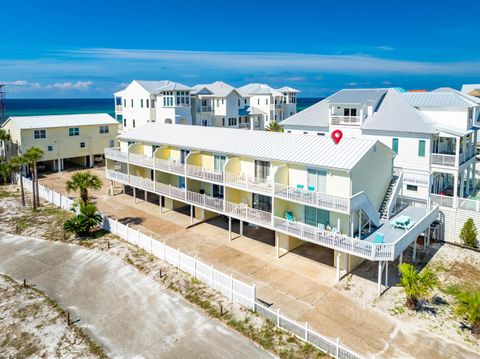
[274,198,302,220]
[351,144,393,209]
[154,146,170,160]
[130,143,144,154]
[240,157,255,176]
[188,152,202,166]
[155,171,181,186]
[225,156,240,173]
[7,123,118,162]
[274,165,288,185]
[201,152,214,169]
[326,170,351,197]
[187,178,213,196]
[129,164,150,177]
[287,164,308,187]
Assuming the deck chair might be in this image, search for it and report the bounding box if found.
[331,227,340,234]
[317,223,325,231]
[373,233,384,244]
[285,211,296,222]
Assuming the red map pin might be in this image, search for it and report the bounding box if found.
[331,129,343,144]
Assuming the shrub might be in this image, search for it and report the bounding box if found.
[454,290,480,337]
[460,218,477,247]
[399,263,438,310]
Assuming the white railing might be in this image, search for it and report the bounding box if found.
[385,172,403,220]
[392,205,439,258]
[186,164,223,183]
[200,105,212,112]
[224,202,272,226]
[273,217,394,260]
[350,191,380,227]
[275,184,349,214]
[115,105,123,112]
[20,175,369,359]
[154,181,186,200]
[130,174,154,191]
[431,153,456,166]
[105,148,128,162]
[330,116,361,126]
[225,171,273,194]
[128,152,154,167]
[154,158,186,175]
[106,169,128,183]
[457,197,480,213]
[461,146,476,164]
[187,191,224,212]
[430,194,454,208]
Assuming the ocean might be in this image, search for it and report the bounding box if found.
[4,97,322,119]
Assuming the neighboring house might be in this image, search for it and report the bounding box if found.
[461,84,480,98]
[114,80,192,132]
[105,124,438,292]
[114,80,299,131]
[2,113,118,171]
[281,87,480,242]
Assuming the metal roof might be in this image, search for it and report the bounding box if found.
[125,80,191,94]
[432,87,480,104]
[326,88,388,104]
[403,92,477,108]
[239,83,284,97]
[277,86,300,93]
[363,89,437,134]
[3,113,117,130]
[191,81,247,97]
[119,124,383,171]
[461,84,480,96]
[280,99,330,129]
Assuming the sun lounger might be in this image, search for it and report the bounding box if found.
[285,211,296,222]
[317,223,325,231]
[373,233,384,244]
[390,215,415,230]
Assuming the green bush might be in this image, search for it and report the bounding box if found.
[460,218,477,247]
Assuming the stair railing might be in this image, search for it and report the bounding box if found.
[385,171,403,220]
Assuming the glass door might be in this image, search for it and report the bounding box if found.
[255,160,270,179]
[304,206,329,227]
[214,155,226,171]
[180,149,190,164]
[252,193,272,212]
[307,169,326,192]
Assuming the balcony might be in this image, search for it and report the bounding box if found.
[330,116,361,126]
[115,105,123,112]
[275,184,350,214]
[271,103,283,110]
[224,171,273,194]
[200,105,212,112]
[431,146,476,167]
[129,152,154,167]
[154,158,186,175]
[186,164,223,183]
[105,147,128,162]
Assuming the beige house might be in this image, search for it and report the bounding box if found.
[2,113,118,171]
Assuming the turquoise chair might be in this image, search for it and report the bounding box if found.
[373,233,384,244]
[296,184,304,190]
[308,186,315,191]
[285,211,296,222]
[317,223,325,231]
[332,227,340,234]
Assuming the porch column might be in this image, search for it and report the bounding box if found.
[385,261,389,288]
[190,205,194,224]
[89,154,94,168]
[412,240,417,262]
[275,232,280,258]
[159,195,163,213]
[133,187,136,203]
[228,216,232,240]
[474,160,478,191]
[336,252,342,283]
[459,170,465,198]
[240,220,244,237]
[358,210,362,239]
[455,136,461,167]
[57,159,62,173]
[110,180,114,196]
[426,226,431,247]
[453,174,459,207]
[398,252,403,274]
[144,190,147,202]
[466,166,471,195]
[377,261,383,296]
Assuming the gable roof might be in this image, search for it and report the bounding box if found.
[191,81,246,97]
[362,89,437,134]
[117,80,192,95]
[239,83,283,97]
[461,84,480,96]
[432,87,480,105]
[119,123,385,171]
[280,99,329,129]
[326,88,388,104]
[3,113,117,130]
[403,91,477,108]
[277,86,300,93]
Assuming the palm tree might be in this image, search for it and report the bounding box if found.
[0,160,13,184]
[265,121,284,132]
[79,203,103,232]
[66,171,102,205]
[0,128,10,142]
[63,216,89,238]
[454,290,480,337]
[399,263,438,310]
[25,147,44,211]
[10,155,29,206]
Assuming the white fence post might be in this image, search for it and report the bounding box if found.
[229,274,233,301]
[277,308,280,326]
[177,248,181,268]
[126,224,129,242]
[210,265,214,287]
[305,322,308,341]
[252,284,256,312]
[194,256,197,278]
[150,236,153,254]
[336,337,340,359]
[162,241,166,261]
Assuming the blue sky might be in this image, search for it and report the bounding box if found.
[1,0,479,98]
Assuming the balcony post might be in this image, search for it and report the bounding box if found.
[385,261,389,289]
[455,136,460,167]
[336,252,341,283]
[159,195,163,213]
[228,216,232,241]
[377,261,383,296]
[412,240,417,263]
[240,220,244,237]
[133,187,136,204]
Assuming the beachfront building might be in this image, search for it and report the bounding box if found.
[114,80,193,131]
[462,84,480,98]
[114,80,299,131]
[1,113,118,171]
[281,87,480,242]
[104,124,438,293]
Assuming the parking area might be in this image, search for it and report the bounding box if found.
[38,167,474,358]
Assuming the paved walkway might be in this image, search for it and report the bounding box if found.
[0,233,271,359]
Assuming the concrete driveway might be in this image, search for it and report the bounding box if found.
[0,233,272,359]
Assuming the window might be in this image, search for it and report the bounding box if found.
[257,99,260,105]
[131,99,134,108]
[69,127,79,136]
[238,99,240,106]
[146,99,149,108]
[123,99,126,107]
[304,132,308,135]
[255,160,270,180]
[217,99,220,107]
[116,114,123,124]
[228,118,237,126]
[392,138,399,154]
[222,118,225,126]
[468,108,473,121]
[109,139,114,147]
[33,129,46,139]
[99,125,109,134]
[406,184,418,191]
[266,99,268,105]
[133,119,136,128]
[201,120,208,126]
[244,99,247,104]
[151,99,155,108]
[123,118,127,127]
[418,140,426,157]
[141,99,144,108]
[317,132,325,136]
[47,145,53,151]
[80,142,86,148]
[287,130,291,133]
[343,108,357,117]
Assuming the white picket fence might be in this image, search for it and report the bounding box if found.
[20,175,369,359]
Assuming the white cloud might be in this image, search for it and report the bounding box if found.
[45,81,93,90]
[382,80,393,85]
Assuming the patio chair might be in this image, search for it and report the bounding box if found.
[373,233,384,244]
[296,184,304,190]
[331,226,340,234]
[317,223,325,231]
[285,211,296,222]
[308,185,315,191]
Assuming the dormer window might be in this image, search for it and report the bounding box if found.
[344,108,357,117]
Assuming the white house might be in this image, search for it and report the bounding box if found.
[114,80,299,131]
[281,88,480,213]
[114,80,192,131]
